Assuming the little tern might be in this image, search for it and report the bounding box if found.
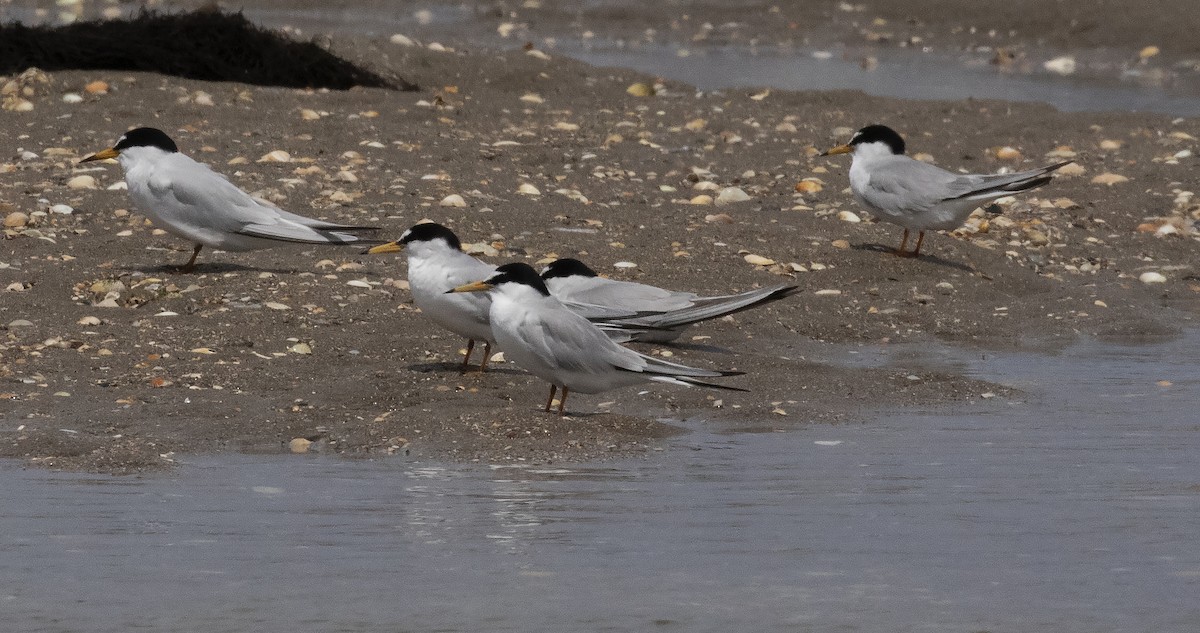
[80,127,379,271]
[541,258,801,343]
[449,263,747,415]
[821,124,1071,257]
[366,222,500,372]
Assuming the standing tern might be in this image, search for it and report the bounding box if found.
[449,263,747,415]
[541,258,801,343]
[821,124,1072,257]
[366,222,501,372]
[80,127,379,271]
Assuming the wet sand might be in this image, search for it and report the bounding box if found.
[1,2,1198,472]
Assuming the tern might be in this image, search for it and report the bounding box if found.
[366,222,501,372]
[449,263,746,415]
[80,127,379,271]
[541,258,800,343]
[821,124,1071,257]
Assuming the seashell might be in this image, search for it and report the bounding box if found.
[258,150,292,163]
[744,254,775,266]
[715,187,751,205]
[1091,173,1129,185]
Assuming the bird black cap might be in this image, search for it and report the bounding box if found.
[489,263,551,296]
[114,127,179,153]
[541,258,599,280]
[399,222,462,251]
[849,124,906,155]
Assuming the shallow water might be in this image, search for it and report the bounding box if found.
[565,42,1200,117]
[8,1,1200,116]
[4,333,1198,632]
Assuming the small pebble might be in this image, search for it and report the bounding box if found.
[1139,271,1167,284]
[440,194,467,207]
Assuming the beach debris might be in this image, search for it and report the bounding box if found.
[439,194,467,207]
[1043,56,1077,75]
[690,195,714,205]
[4,211,28,227]
[1091,173,1129,185]
[994,146,1022,160]
[288,437,313,453]
[517,183,541,196]
[1139,271,1167,284]
[1057,163,1086,176]
[744,254,775,266]
[258,150,292,163]
[795,178,823,193]
[715,187,751,205]
[626,82,655,97]
[389,33,417,47]
[837,210,861,223]
[67,175,96,189]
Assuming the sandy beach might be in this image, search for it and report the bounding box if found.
[1,1,1198,472]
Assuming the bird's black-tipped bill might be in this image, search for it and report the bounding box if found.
[79,147,119,163]
[819,144,853,157]
[447,281,493,294]
[364,241,403,255]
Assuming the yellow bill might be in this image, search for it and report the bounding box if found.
[79,147,119,163]
[819,144,853,157]
[448,281,493,293]
[365,241,403,254]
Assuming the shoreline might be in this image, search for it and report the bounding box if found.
[1,19,1197,472]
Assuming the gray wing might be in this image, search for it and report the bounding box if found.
[566,278,698,313]
[862,156,977,213]
[152,156,375,243]
[615,284,800,331]
[953,161,1072,201]
[519,308,643,374]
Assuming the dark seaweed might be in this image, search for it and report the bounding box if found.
[0,9,416,91]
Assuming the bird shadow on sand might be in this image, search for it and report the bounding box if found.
[129,262,301,276]
[851,242,975,272]
[406,361,527,377]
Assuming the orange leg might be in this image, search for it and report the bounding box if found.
[477,341,492,372]
[461,339,476,372]
[894,229,910,256]
[558,386,569,417]
[912,231,926,257]
[181,243,203,273]
[544,384,557,413]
